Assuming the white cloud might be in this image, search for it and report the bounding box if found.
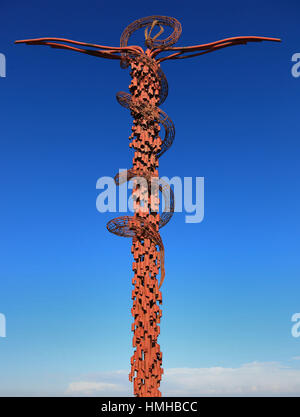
[291,356,300,361]
[66,382,120,395]
[162,362,300,396]
[66,370,131,397]
[66,362,300,396]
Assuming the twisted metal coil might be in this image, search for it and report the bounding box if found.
[107,47,175,289]
[120,15,182,50]
[116,92,174,157]
[107,169,174,288]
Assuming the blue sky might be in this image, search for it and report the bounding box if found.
[0,0,300,396]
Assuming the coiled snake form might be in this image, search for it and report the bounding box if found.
[105,17,180,395]
[106,17,179,289]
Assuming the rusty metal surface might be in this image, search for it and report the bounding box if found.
[15,16,281,398]
[107,52,172,395]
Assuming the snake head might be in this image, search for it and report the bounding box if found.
[144,20,164,48]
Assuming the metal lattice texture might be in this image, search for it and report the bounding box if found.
[114,169,174,229]
[106,51,175,395]
[116,91,174,157]
[119,53,169,105]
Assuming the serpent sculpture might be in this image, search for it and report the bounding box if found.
[15,16,280,397]
[107,22,179,394]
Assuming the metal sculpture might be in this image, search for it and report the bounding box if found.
[15,16,280,397]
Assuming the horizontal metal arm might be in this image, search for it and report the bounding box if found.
[151,35,281,62]
[15,37,144,59]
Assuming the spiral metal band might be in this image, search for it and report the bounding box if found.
[120,15,182,49]
[107,53,175,289]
